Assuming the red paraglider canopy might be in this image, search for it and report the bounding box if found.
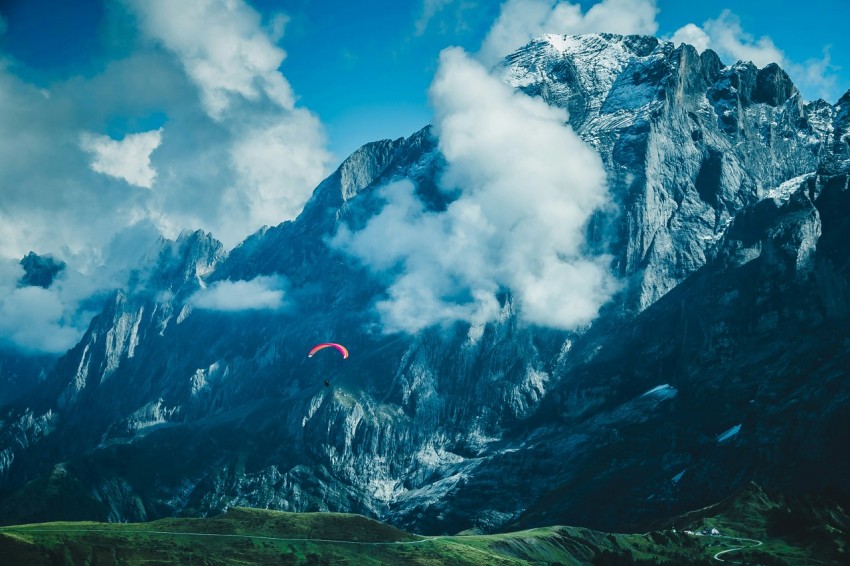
[308,343,349,359]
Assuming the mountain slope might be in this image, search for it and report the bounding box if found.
[0,33,848,536]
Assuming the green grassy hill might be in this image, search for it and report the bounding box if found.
[1,484,847,564]
[672,482,850,565]
[0,511,707,565]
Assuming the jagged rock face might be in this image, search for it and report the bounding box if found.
[418,171,850,533]
[501,34,825,310]
[1,34,849,535]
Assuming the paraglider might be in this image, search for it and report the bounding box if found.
[309,343,348,389]
[308,343,349,359]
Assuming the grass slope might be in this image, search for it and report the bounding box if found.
[673,482,850,565]
[0,509,716,565]
[1,484,847,565]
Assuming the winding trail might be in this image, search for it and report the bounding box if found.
[713,536,763,562]
[0,527,448,547]
[690,532,763,562]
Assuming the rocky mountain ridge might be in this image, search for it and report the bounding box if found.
[0,33,848,535]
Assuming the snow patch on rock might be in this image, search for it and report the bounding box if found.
[717,424,742,443]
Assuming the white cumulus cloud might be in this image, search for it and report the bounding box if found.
[126,0,333,246]
[224,112,330,235]
[127,0,294,118]
[668,23,709,54]
[334,48,617,333]
[479,0,659,66]
[80,129,162,188]
[189,275,286,312]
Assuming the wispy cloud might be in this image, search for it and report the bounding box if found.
[415,0,455,36]
[334,48,617,333]
[0,287,81,354]
[479,0,658,66]
[189,275,286,312]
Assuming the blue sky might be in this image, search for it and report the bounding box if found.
[0,0,846,353]
[1,0,847,159]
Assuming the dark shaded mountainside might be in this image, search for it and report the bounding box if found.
[1,483,848,565]
[1,33,849,537]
